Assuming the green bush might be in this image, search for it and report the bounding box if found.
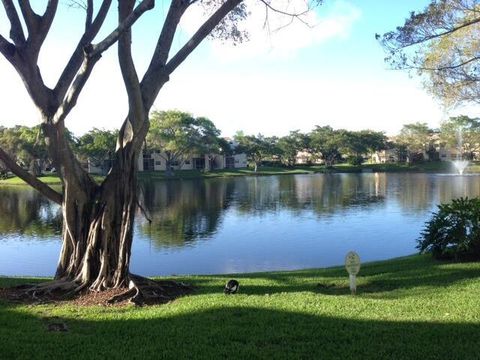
[346,155,363,165]
[419,197,480,260]
[0,169,8,180]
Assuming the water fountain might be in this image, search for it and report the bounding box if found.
[451,128,469,175]
[452,159,469,175]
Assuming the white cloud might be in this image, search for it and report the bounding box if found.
[181,0,362,61]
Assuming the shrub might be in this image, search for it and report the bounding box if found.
[0,168,8,180]
[418,197,480,260]
[346,155,363,166]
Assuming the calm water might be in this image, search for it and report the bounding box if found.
[1,173,480,277]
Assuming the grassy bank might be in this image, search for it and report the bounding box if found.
[0,161,471,185]
[0,175,103,186]
[138,161,460,180]
[2,255,480,359]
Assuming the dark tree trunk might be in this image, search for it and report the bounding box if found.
[55,153,137,291]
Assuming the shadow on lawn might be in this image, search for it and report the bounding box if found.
[1,302,479,359]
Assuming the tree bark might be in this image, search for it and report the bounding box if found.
[55,153,137,291]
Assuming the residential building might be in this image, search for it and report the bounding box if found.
[138,151,247,171]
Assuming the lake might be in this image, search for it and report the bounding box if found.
[1,172,480,277]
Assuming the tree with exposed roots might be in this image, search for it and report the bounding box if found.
[379,0,480,107]
[0,0,319,304]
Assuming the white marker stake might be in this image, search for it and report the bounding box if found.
[345,251,361,296]
[349,274,356,295]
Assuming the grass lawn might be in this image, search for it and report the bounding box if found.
[0,161,473,185]
[138,161,463,180]
[1,255,480,359]
[0,175,63,185]
[0,174,104,186]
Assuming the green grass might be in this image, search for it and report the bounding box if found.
[138,162,463,180]
[0,174,104,186]
[0,161,474,185]
[1,255,480,359]
[0,175,63,185]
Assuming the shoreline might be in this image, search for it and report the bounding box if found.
[0,161,474,185]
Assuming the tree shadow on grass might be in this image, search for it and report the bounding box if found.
[1,302,479,359]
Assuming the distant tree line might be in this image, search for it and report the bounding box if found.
[1,113,478,175]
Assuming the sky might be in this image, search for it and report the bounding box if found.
[0,0,478,138]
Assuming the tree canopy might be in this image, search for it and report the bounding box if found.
[75,128,118,165]
[380,0,480,107]
[439,115,480,158]
[147,110,223,173]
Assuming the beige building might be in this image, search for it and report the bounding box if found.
[371,149,400,163]
[295,151,323,165]
[138,151,247,172]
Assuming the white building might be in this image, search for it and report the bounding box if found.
[138,151,247,172]
[371,149,400,163]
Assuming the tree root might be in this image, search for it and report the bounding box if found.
[7,279,80,304]
[4,275,194,306]
[107,274,194,306]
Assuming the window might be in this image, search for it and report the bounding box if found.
[155,161,161,166]
[143,158,154,171]
[193,158,205,169]
[225,156,235,169]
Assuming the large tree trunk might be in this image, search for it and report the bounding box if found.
[55,155,137,291]
[25,143,192,304]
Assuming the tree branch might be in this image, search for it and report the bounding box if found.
[90,0,154,57]
[40,0,59,35]
[259,0,310,19]
[164,0,242,77]
[0,147,62,204]
[116,0,147,150]
[140,0,243,109]
[54,0,112,100]
[54,0,152,103]
[2,0,26,44]
[385,16,480,51]
[141,0,191,89]
[53,49,102,124]
[85,0,94,30]
[407,55,480,72]
[26,0,59,59]
[0,34,15,59]
[18,1,40,33]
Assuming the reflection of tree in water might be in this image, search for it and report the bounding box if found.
[0,187,61,237]
[139,173,480,250]
[138,179,234,248]
[388,174,480,215]
[138,175,388,249]
[233,174,385,217]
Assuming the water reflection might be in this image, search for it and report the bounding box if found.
[138,179,234,248]
[2,173,480,276]
[0,187,61,238]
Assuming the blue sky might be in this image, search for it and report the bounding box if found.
[1,0,478,137]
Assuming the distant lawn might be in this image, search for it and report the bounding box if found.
[0,161,474,186]
[1,255,480,359]
[0,174,104,186]
[0,175,63,185]
[139,161,462,180]
[138,166,314,180]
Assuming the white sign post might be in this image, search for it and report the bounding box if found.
[345,251,361,295]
